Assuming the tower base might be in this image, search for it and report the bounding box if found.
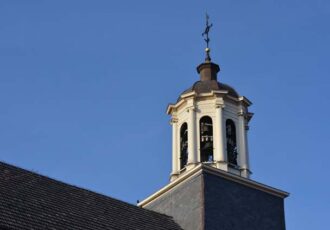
[139,164,288,230]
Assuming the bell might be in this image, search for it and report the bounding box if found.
[201,141,212,150]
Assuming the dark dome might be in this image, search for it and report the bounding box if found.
[178,80,239,102]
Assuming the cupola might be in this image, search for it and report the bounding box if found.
[167,21,253,181]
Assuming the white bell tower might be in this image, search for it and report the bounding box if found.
[167,51,253,181]
[139,16,288,230]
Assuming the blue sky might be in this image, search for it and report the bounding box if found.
[0,1,329,229]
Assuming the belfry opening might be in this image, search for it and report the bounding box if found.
[226,119,238,166]
[200,116,213,162]
[180,123,188,169]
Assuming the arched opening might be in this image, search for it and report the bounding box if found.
[226,119,238,166]
[180,123,188,169]
[200,116,213,162]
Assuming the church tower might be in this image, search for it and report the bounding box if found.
[139,16,288,230]
[167,46,253,182]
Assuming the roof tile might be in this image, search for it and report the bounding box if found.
[0,162,182,230]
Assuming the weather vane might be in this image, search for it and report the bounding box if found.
[202,13,213,61]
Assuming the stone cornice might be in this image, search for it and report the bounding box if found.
[238,96,253,107]
[237,110,254,123]
[166,99,185,115]
[138,164,289,208]
[180,91,196,100]
[170,118,178,124]
[246,112,254,122]
[167,91,252,115]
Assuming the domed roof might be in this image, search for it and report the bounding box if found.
[176,60,239,102]
[177,80,239,102]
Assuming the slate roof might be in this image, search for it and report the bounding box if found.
[178,80,239,102]
[0,162,182,230]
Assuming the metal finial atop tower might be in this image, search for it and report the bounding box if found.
[202,13,213,62]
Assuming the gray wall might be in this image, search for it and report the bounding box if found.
[144,171,286,230]
[204,173,286,230]
[144,174,204,230]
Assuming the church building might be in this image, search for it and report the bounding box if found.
[0,17,288,230]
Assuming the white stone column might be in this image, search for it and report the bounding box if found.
[170,118,179,180]
[187,107,197,166]
[243,124,250,177]
[214,105,226,169]
[238,110,250,178]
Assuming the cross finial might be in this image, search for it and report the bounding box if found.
[202,13,213,62]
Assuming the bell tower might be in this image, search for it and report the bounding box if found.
[139,15,288,230]
[167,21,253,181]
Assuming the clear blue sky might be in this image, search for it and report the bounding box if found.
[0,1,329,229]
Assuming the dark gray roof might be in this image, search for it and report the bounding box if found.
[0,162,182,230]
[178,80,239,102]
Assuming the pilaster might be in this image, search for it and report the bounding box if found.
[170,118,179,181]
[214,104,228,171]
[187,105,197,169]
[237,109,250,178]
[241,123,251,178]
